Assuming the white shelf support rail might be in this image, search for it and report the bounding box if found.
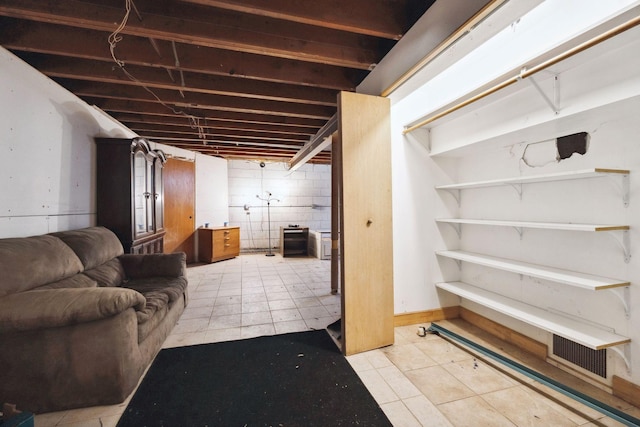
[622,172,630,208]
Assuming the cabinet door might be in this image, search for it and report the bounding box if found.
[133,151,149,239]
[154,158,164,231]
[145,160,154,233]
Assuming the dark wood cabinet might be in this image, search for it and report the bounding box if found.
[95,137,166,253]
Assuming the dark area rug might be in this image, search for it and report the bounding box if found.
[117,330,392,426]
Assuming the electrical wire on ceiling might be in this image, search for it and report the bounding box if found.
[107,0,207,142]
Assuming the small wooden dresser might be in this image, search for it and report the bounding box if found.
[198,226,240,263]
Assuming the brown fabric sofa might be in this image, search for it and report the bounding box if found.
[0,226,188,413]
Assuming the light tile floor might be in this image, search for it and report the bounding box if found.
[33,254,640,426]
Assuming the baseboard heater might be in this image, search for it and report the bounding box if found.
[427,323,640,427]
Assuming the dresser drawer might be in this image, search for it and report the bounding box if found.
[198,226,240,263]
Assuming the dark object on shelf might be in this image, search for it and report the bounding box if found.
[95,138,166,253]
[280,226,309,257]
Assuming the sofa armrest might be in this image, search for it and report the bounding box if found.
[0,287,146,333]
[119,252,187,279]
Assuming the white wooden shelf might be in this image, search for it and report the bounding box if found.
[436,219,631,262]
[436,250,629,290]
[435,168,629,190]
[435,168,630,206]
[436,281,630,350]
[436,218,629,232]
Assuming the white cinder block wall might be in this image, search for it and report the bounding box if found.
[226,160,331,251]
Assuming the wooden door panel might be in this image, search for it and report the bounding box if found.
[163,158,196,262]
[338,91,394,355]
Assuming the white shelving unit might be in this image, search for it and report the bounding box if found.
[434,167,632,367]
[436,281,630,350]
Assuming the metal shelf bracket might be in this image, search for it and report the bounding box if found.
[609,343,632,374]
[607,230,631,263]
[608,286,630,318]
[528,74,560,115]
[442,189,462,206]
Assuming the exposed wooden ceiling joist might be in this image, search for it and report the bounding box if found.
[0,18,361,90]
[0,0,439,163]
[0,0,379,69]
[180,0,411,39]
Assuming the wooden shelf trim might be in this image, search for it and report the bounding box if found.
[436,250,629,290]
[435,168,629,191]
[436,218,629,232]
[436,281,630,350]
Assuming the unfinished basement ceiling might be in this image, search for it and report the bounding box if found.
[1,0,465,164]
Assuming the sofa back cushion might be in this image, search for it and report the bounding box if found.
[36,274,98,290]
[50,226,124,270]
[83,259,126,287]
[0,235,84,297]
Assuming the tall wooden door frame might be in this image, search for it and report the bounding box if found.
[333,91,394,356]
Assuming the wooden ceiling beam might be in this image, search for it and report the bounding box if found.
[0,18,360,90]
[168,140,301,150]
[0,0,379,69]
[180,0,411,39]
[113,114,316,136]
[57,78,336,120]
[129,126,310,143]
[172,143,330,159]
[177,144,331,163]
[86,98,327,128]
[18,52,338,106]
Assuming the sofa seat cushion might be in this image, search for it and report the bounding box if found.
[136,290,170,324]
[0,235,84,297]
[84,259,126,287]
[126,277,188,305]
[125,277,188,340]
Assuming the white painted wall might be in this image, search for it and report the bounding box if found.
[388,0,640,385]
[227,160,331,251]
[195,153,229,228]
[0,47,228,240]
